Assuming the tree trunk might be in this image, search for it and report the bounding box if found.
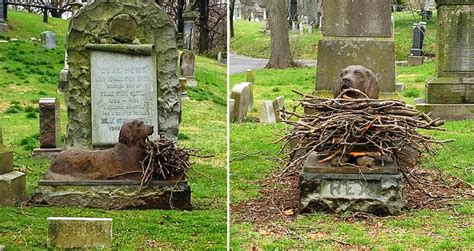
[230,0,235,38]
[198,0,210,53]
[266,0,293,69]
[176,0,186,33]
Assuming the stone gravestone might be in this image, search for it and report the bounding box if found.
[416,0,474,120]
[48,217,112,249]
[259,101,276,124]
[316,0,395,93]
[303,0,320,28]
[41,31,56,50]
[408,22,426,66]
[230,83,252,123]
[272,96,285,122]
[64,0,180,149]
[179,77,190,100]
[33,98,62,157]
[245,70,255,111]
[0,128,26,206]
[0,0,7,31]
[180,50,197,87]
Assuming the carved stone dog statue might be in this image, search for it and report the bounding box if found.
[334,65,379,99]
[44,120,153,181]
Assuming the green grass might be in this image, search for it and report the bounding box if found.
[231,11,437,61]
[229,63,474,249]
[0,10,226,249]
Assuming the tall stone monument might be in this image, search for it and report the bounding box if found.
[316,0,395,93]
[180,8,198,87]
[64,0,181,149]
[416,0,474,120]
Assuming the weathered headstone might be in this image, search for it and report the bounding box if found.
[180,50,197,87]
[316,0,395,93]
[272,96,285,122]
[0,128,26,206]
[0,0,7,32]
[41,31,56,50]
[229,99,235,121]
[300,151,405,215]
[183,9,197,50]
[33,98,62,157]
[259,101,276,124]
[303,0,320,28]
[48,217,112,249]
[230,83,251,123]
[408,22,426,66]
[416,0,474,120]
[179,77,190,100]
[64,0,180,149]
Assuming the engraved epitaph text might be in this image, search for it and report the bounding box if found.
[320,180,381,199]
[91,51,158,146]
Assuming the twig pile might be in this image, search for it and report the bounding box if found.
[280,88,449,178]
[141,134,191,186]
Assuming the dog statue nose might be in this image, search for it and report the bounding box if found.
[341,78,351,89]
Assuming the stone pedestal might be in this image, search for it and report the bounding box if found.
[0,131,26,206]
[408,56,423,66]
[48,217,112,249]
[316,0,395,93]
[33,179,192,210]
[33,98,62,158]
[300,152,405,215]
[179,77,190,101]
[416,1,474,120]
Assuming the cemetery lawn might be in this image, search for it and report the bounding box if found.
[229,62,474,249]
[231,11,437,61]
[0,11,227,249]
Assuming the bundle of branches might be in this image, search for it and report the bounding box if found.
[280,88,450,179]
[141,134,192,187]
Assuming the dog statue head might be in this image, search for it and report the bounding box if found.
[334,65,379,99]
[118,120,154,147]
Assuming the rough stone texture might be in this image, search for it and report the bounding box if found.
[0,151,13,175]
[48,217,112,249]
[408,56,423,66]
[426,78,474,104]
[300,172,405,215]
[180,50,196,78]
[33,180,192,210]
[230,83,251,123]
[0,171,27,206]
[258,101,276,124]
[246,69,255,83]
[41,31,56,50]
[58,68,68,91]
[272,96,285,122]
[323,0,392,37]
[38,98,61,148]
[416,103,474,120]
[317,38,395,93]
[65,0,180,149]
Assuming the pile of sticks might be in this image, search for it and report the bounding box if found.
[280,88,449,177]
[140,134,191,186]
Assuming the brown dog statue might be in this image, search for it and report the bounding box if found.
[44,120,154,181]
[334,65,379,99]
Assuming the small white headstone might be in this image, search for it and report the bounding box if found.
[230,83,251,123]
[41,31,56,49]
[273,96,285,122]
[259,101,276,124]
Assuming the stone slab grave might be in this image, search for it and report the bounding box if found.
[416,0,474,120]
[179,77,190,100]
[180,50,197,87]
[259,101,276,124]
[230,82,252,123]
[300,152,405,215]
[33,0,190,210]
[41,31,56,50]
[48,217,112,249]
[0,128,27,206]
[316,0,395,94]
[33,98,62,158]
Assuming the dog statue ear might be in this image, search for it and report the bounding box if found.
[365,71,380,99]
[118,123,133,146]
[334,71,344,98]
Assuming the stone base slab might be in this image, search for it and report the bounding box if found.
[32,180,192,210]
[32,148,62,159]
[426,77,474,104]
[186,76,198,87]
[408,56,423,66]
[0,150,13,174]
[300,172,405,215]
[0,171,27,206]
[48,217,112,249]
[415,103,474,120]
[316,37,395,93]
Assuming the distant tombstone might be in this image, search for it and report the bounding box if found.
[183,9,197,50]
[0,128,26,206]
[303,0,320,28]
[180,50,197,87]
[417,0,474,120]
[48,217,112,249]
[65,0,180,148]
[299,22,304,34]
[41,31,56,50]
[0,0,7,31]
[33,98,62,157]
[230,83,251,123]
[259,101,276,124]
[316,0,395,93]
[272,96,285,122]
[410,22,425,57]
[246,69,255,83]
[179,77,190,100]
[307,25,313,34]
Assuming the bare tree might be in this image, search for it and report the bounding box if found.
[266,0,293,69]
[230,0,235,37]
[198,0,210,53]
